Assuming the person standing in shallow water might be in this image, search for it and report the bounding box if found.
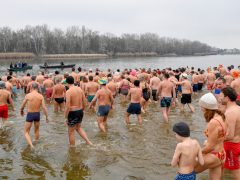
[195,93,226,180]
[65,76,92,146]
[20,83,48,149]
[0,81,14,125]
[89,78,114,133]
[125,80,142,125]
[171,122,204,180]
[157,73,176,122]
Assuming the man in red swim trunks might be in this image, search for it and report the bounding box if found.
[220,87,240,179]
[0,81,14,125]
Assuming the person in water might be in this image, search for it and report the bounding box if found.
[219,87,240,179]
[20,83,48,149]
[65,76,92,146]
[195,93,226,180]
[171,122,204,180]
[89,78,114,133]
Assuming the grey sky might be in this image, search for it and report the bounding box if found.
[1,0,240,49]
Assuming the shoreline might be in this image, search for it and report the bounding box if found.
[0,52,239,61]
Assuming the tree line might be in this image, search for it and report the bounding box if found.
[0,25,214,56]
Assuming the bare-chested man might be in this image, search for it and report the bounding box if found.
[231,74,240,106]
[70,68,78,84]
[191,71,199,95]
[106,74,118,98]
[36,72,45,94]
[20,83,48,149]
[150,72,161,102]
[86,76,99,104]
[0,81,14,125]
[158,73,176,122]
[173,73,194,112]
[197,70,205,91]
[224,74,234,86]
[27,76,41,94]
[89,78,114,133]
[5,76,13,95]
[43,75,54,103]
[22,73,31,94]
[206,68,216,91]
[125,80,142,125]
[220,87,240,179]
[51,78,66,112]
[65,76,92,145]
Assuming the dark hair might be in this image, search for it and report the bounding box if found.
[134,80,140,87]
[222,86,237,101]
[78,67,82,72]
[204,109,225,122]
[31,76,36,81]
[66,76,74,84]
[89,76,93,81]
[27,73,30,76]
[7,76,12,81]
[55,71,59,75]
[72,67,75,71]
[218,77,226,84]
[163,73,170,79]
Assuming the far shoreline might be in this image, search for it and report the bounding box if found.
[0,52,239,61]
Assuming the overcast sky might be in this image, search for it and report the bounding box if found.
[1,0,239,49]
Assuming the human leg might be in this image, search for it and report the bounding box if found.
[24,122,34,148]
[33,121,40,140]
[75,123,92,145]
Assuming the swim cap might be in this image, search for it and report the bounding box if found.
[0,81,6,89]
[98,78,108,85]
[173,122,190,137]
[181,73,188,79]
[199,93,218,110]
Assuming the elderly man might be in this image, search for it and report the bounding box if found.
[20,83,48,149]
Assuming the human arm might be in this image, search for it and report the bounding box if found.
[8,92,14,111]
[41,98,48,122]
[65,92,70,119]
[225,112,237,141]
[171,144,181,167]
[197,142,204,165]
[20,96,28,116]
[202,121,219,154]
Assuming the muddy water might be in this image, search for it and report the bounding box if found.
[0,55,237,179]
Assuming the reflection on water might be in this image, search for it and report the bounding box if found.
[0,56,237,179]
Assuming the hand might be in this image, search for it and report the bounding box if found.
[64,120,67,126]
[46,116,49,123]
[172,101,176,108]
[20,110,24,116]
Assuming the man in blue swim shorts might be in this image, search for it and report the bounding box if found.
[89,78,114,133]
[158,73,176,122]
[20,83,48,149]
[125,80,143,125]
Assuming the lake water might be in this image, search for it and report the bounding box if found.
[0,55,237,179]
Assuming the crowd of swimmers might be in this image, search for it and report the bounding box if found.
[0,64,240,180]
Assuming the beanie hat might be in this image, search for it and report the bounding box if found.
[0,81,6,89]
[199,93,218,110]
[173,122,190,137]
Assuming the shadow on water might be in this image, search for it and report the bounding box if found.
[20,146,56,179]
[61,147,90,180]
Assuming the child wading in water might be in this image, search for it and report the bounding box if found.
[171,122,204,180]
